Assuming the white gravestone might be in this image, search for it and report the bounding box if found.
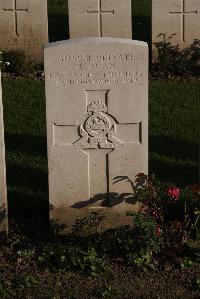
[68,0,132,39]
[0,70,7,233]
[152,0,200,62]
[0,0,48,62]
[45,38,148,229]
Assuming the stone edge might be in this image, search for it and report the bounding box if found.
[44,37,148,49]
[0,70,8,234]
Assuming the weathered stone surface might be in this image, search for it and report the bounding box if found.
[152,0,200,62]
[68,0,132,38]
[0,71,7,234]
[0,0,48,62]
[45,38,148,230]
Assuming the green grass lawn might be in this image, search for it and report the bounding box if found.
[149,81,199,186]
[2,80,48,217]
[2,79,199,217]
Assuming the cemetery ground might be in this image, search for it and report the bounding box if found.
[0,74,199,299]
[0,0,199,298]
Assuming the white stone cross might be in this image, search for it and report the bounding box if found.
[169,0,198,42]
[54,89,139,201]
[3,0,28,36]
[86,0,114,37]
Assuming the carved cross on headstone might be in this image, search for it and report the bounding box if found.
[54,89,140,202]
[86,0,114,37]
[2,0,28,36]
[169,0,198,42]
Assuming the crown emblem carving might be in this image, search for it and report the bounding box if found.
[90,117,106,130]
[87,101,108,113]
[74,98,122,151]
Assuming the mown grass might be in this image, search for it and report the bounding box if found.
[2,79,199,217]
[149,81,199,186]
[2,80,48,217]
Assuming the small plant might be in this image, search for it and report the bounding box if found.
[38,244,109,276]
[72,211,105,237]
[2,50,26,75]
[180,257,194,269]
[0,49,10,71]
[0,283,10,298]
[153,34,200,76]
[125,212,163,270]
[17,249,35,258]
[17,249,35,266]
[94,286,120,298]
[131,174,200,253]
[1,49,41,76]
[95,212,162,271]
[192,276,200,291]
[17,276,38,289]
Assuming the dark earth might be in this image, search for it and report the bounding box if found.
[0,219,199,299]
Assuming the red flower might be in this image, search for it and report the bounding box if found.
[167,187,180,200]
[152,209,159,220]
[156,225,162,237]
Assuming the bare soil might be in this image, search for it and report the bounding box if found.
[0,221,199,299]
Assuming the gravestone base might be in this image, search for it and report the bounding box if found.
[50,202,143,233]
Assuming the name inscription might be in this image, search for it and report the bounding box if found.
[48,52,145,86]
[59,52,144,63]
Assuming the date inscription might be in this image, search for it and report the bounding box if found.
[48,52,145,86]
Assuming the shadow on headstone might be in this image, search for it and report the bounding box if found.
[70,174,147,209]
[70,191,137,209]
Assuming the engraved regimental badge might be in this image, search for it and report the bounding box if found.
[74,101,122,150]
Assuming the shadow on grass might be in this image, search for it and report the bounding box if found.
[150,157,198,187]
[7,163,48,217]
[132,16,151,44]
[150,135,198,162]
[150,135,198,186]
[7,163,47,193]
[48,13,69,42]
[5,133,48,218]
[5,133,47,158]
[8,188,48,217]
[5,132,198,219]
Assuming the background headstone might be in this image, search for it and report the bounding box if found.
[152,0,200,62]
[45,38,148,230]
[0,70,7,233]
[0,0,48,62]
[68,0,132,39]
